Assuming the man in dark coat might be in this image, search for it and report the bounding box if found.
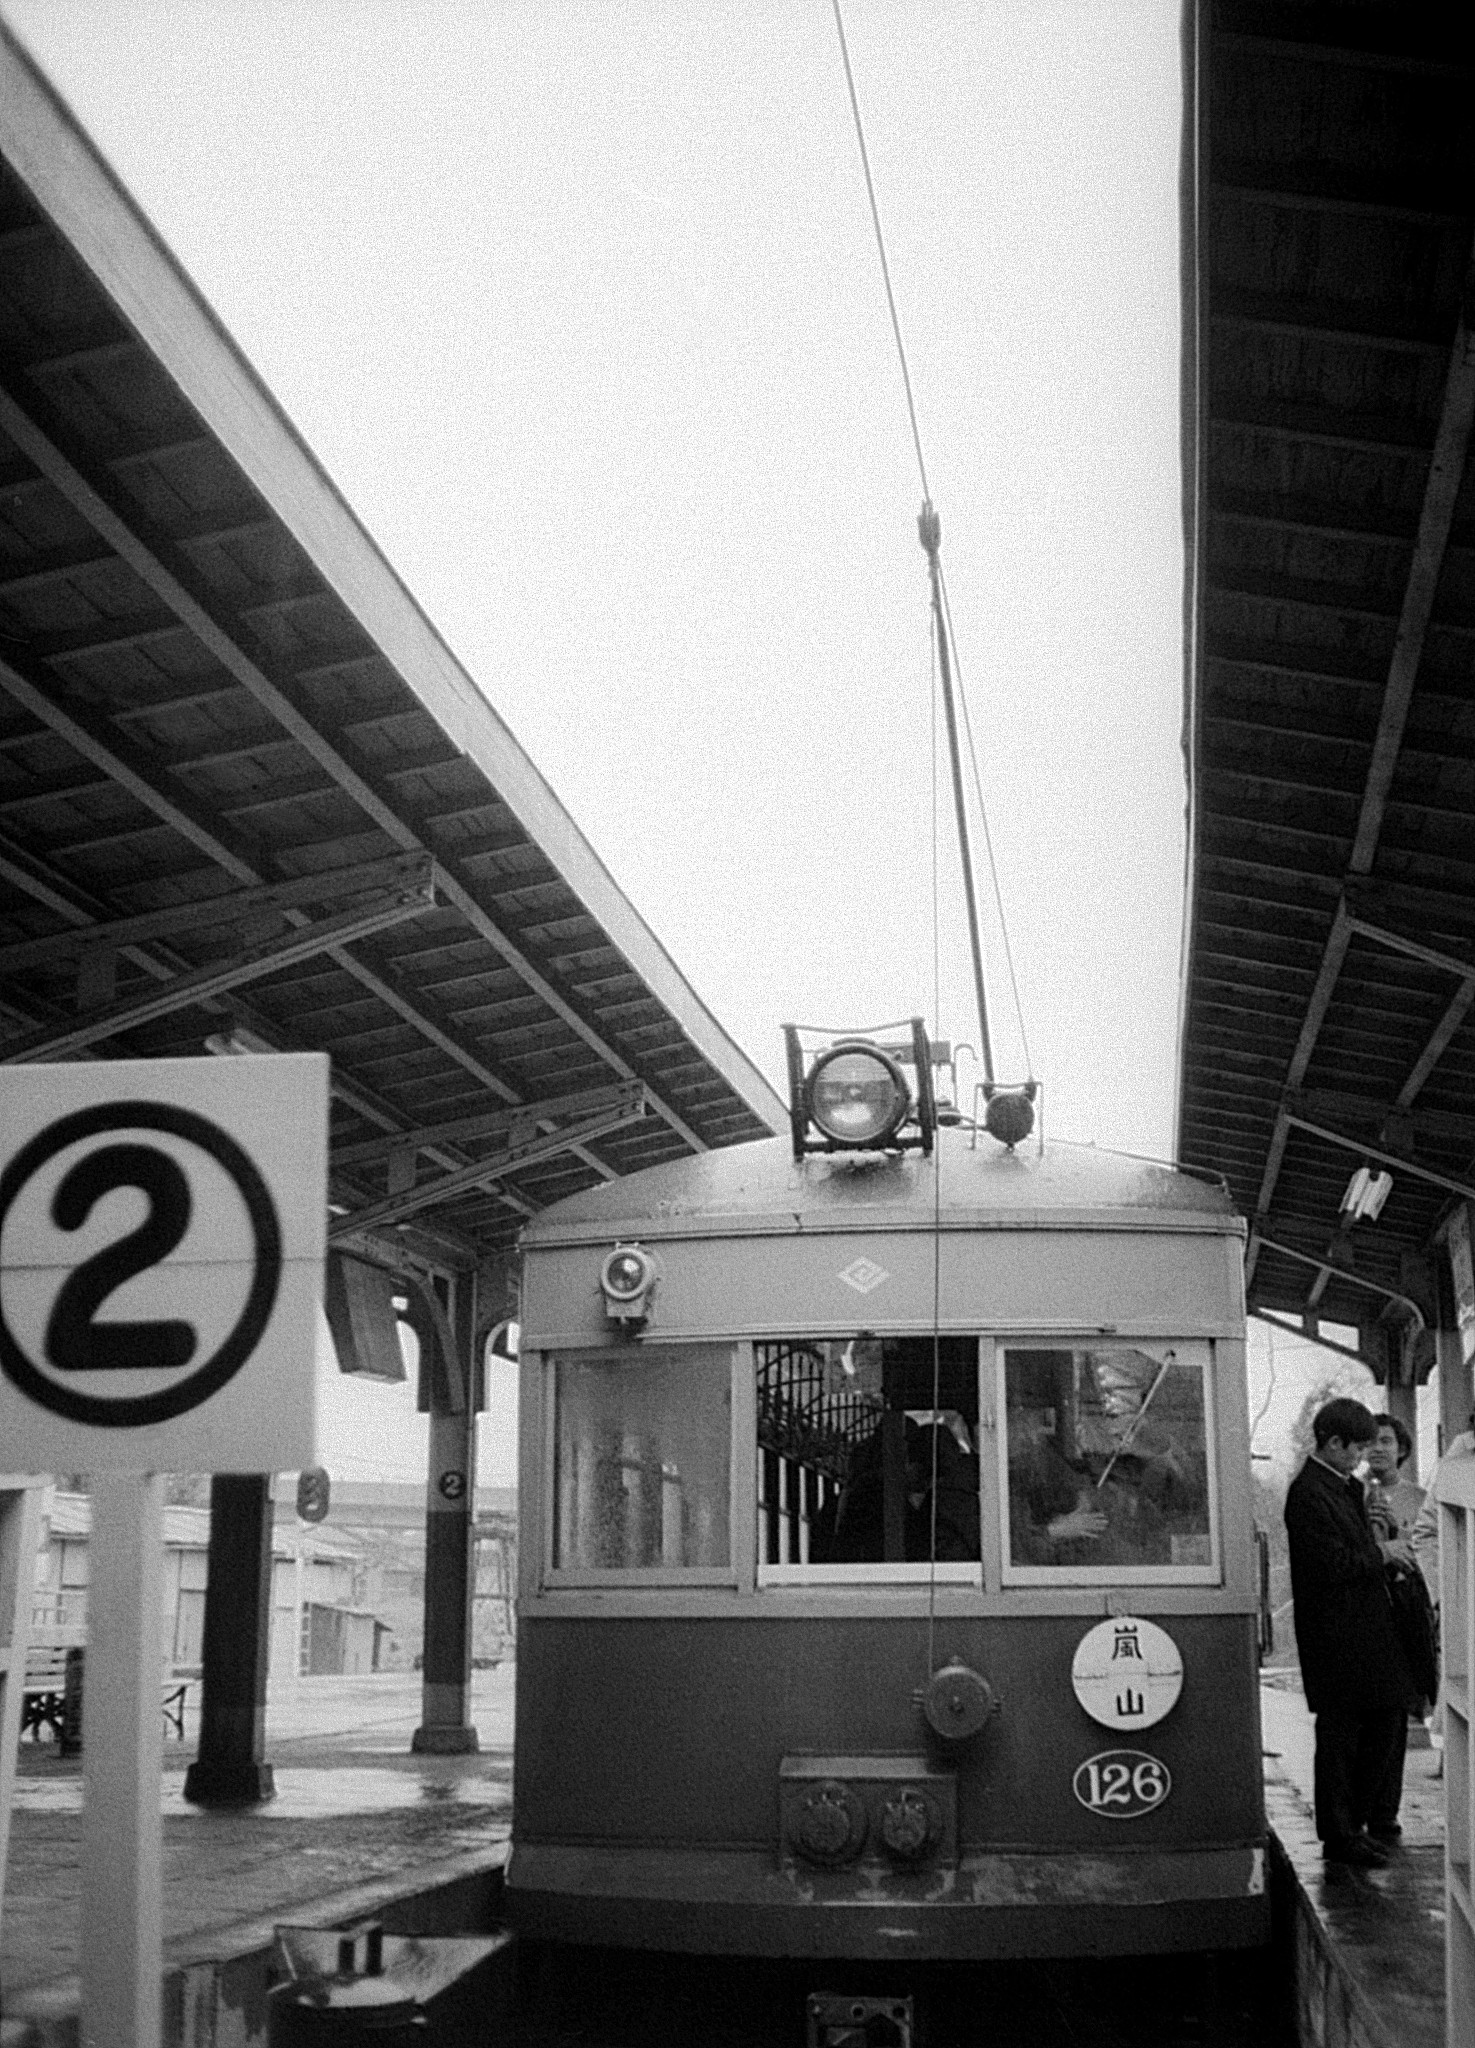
[1286,1396,1420,1866]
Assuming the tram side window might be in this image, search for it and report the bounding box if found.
[757,1337,980,1567]
[552,1347,730,1571]
[1003,1345,1213,1574]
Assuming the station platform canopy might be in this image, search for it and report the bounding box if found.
[1176,3,1475,1360]
[0,30,785,1275]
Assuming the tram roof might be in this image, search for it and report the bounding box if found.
[521,1130,1241,1246]
[0,30,786,1273]
[1175,2,1475,1357]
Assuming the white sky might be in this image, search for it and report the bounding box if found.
[6,1,1199,1486]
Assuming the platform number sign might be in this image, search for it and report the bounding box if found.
[0,1057,327,1473]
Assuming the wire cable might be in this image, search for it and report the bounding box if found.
[831,0,930,502]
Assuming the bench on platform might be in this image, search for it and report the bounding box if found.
[19,1638,74,1742]
[19,1641,193,1744]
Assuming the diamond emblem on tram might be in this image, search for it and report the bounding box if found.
[839,1257,890,1295]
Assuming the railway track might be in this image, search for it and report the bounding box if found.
[507,1944,1294,2047]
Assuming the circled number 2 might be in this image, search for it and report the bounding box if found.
[1080,1759,1167,1811]
[46,1144,197,1373]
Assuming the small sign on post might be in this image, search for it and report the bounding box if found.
[0,1054,327,2048]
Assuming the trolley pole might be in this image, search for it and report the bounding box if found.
[919,501,995,1083]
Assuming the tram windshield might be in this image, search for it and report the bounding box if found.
[757,1338,980,1570]
[551,1346,731,1573]
[1001,1344,1214,1576]
[752,1335,1217,1585]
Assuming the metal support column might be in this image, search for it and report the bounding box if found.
[412,1268,479,1755]
[183,1474,276,1805]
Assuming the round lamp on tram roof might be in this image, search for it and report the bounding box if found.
[806,1044,912,1148]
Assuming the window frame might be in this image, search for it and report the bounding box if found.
[540,1341,742,1589]
[755,1335,986,1591]
[995,1335,1222,1588]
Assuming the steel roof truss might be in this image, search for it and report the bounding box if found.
[329,1080,648,1170]
[0,868,436,1063]
[0,850,433,974]
[1250,1233,1427,1332]
[328,1088,647,1242]
[1285,1114,1475,1208]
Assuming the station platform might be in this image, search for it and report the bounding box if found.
[0,1664,1453,2048]
[1259,1674,1446,2048]
[0,1665,513,2046]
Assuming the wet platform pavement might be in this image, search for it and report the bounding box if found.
[1,1666,512,2039]
[0,1666,1452,2046]
[1259,1674,1446,2048]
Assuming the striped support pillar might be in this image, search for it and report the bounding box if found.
[412,1268,479,1755]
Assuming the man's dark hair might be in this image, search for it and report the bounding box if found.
[1373,1412,1413,1464]
[1312,1397,1378,1449]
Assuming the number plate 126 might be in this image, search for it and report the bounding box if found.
[1073,1749,1171,1818]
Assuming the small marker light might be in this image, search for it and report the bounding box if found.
[600,1243,658,1324]
[984,1088,1035,1149]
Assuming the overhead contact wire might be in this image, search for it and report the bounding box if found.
[831,0,930,503]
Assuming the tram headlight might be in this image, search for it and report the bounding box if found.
[806,1044,911,1148]
[599,1243,658,1325]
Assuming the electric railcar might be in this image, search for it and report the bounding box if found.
[507,1028,1268,1960]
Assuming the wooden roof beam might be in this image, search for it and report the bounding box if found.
[0,766,111,813]
[1212,30,1475,82]
[1210,297,1452,354]
[1212,401,1436,457]
[1205,573,1401,626]
[0,538,118,593]
[1349,279,1475,872]
[1212,504,1419,549]
[1212,167,1470,225]
[109,681,242,725]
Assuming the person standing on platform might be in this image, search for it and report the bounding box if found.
[1286,1397,1420,1866]
[1364,1414,1424,1545]
[1363,1412,1436,1838]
